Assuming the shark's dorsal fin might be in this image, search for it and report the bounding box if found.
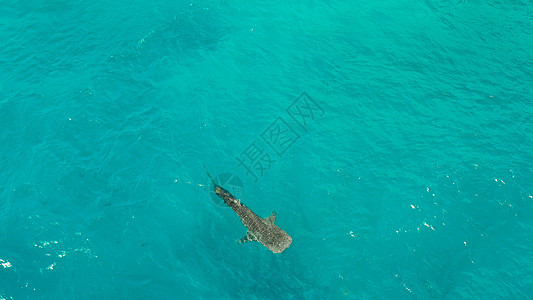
[265,212,276,224]
[237,232,257,244]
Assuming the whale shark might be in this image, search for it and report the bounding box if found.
[206,169,292,253]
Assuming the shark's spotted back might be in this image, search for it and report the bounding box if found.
[206,170,292,253]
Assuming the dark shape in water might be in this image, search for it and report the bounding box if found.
[205,168,292,253]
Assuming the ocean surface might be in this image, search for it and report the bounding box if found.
[1,0,532,299]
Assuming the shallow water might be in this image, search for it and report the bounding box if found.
[1,0,532,298]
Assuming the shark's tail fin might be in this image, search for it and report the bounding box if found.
[204,165,216,185]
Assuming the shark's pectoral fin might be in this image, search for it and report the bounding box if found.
[265,211,276,224]
[237,232,257,244]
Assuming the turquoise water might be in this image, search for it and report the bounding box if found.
[1,0,532,298]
